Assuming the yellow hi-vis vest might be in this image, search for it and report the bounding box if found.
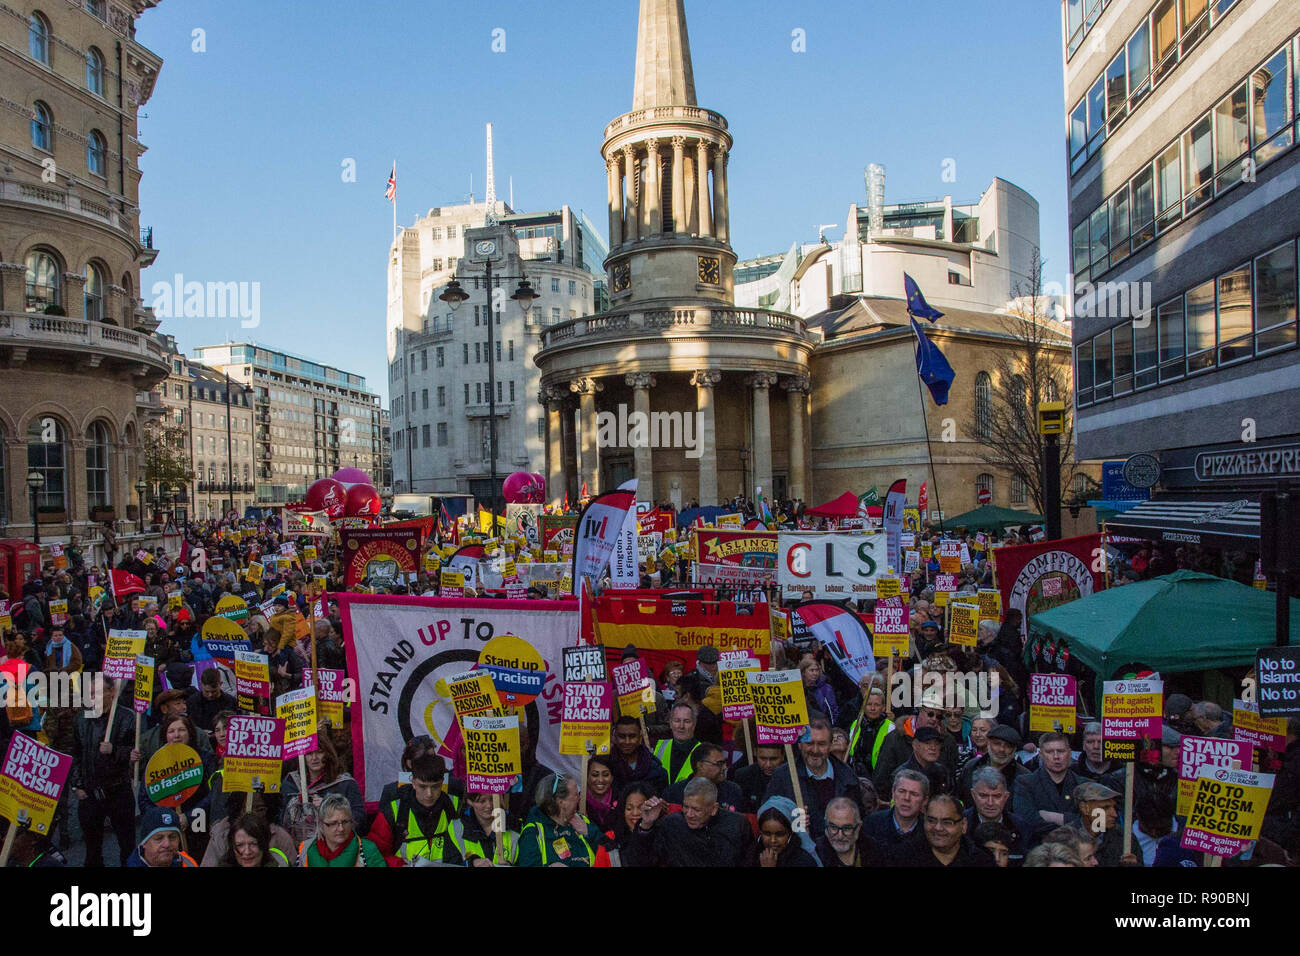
[849,716,894,770]
[653,738,701,784]
[449,818,518,865]
[521,817,594,865]
[389,797,456,864]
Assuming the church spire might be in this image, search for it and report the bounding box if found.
[632,0,697,109]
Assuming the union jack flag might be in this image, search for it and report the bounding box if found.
[385,163,396,202]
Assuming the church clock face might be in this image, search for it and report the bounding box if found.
[698,256,721,285]
[612,262,631,292]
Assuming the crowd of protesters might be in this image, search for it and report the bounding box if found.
[0,501,1295,870]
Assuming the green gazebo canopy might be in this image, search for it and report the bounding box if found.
[1029,570,1299,677]
[941,504,1042,531]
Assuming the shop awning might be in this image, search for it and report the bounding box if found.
[1103,493,1260,550]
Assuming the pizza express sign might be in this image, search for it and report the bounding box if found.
[1163,441,1300,489]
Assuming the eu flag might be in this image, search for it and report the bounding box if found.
[904,273,944,322]
[911,317,955,406]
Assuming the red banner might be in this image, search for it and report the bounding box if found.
[593,595,771,680]
[993,533,1105,639]
[340,529,422,588]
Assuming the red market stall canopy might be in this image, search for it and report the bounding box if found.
[806,492,865,518]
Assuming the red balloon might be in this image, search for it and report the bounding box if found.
[503,471,545,504]
[345,483,382,517]
[305,478,347,519]
[332,467,371,486]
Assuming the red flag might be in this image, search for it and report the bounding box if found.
[581,481,589,500]
[919,481,929,511]
[109,568,146,600]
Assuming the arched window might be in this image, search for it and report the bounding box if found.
[84,262,105,320]
[974,371,992,440]
[28,12,50,63]
[86,47,104,94]
[1010,475,1027,506]
[24,249,61,312]
[1007,373,1027,412]
[976,473,994,504]
[31,101,52,151]
[27,417,66,512]
[86,421,111,510]
[87,130,107,176]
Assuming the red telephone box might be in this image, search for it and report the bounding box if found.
[0,541,42,597]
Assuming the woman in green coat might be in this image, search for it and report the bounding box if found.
[298,793,387,867]
[517,772,604,867]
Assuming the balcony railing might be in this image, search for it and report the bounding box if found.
[0,311,170,368]
[1,179,136,236]
[537,305,809,350]
[604,105,728,139]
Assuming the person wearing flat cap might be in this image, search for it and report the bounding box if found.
[1074,780,1141,867]
[897,725,954,796]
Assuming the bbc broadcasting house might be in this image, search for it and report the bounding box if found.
[1063,0,1300,564]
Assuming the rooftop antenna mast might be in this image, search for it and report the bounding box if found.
[485,122,498,225]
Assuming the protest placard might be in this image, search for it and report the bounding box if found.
[48,600,68,626]
[49,542,67,571]
[1029,673,1077,733]
[245,561,264,584]
[949,602,980,646]
[234,650,271,713]
[439,569,465,597]
[559,681,612,755]
[223,715,285,794]
[1176,735,1251,816]
[276,687,319,759]
[903,550,920,574]
[719,660,760,720]
[103,630,147,681]
[144,743,204,807]
[448,670,501,720]
[748,670,810,746]
[1180,765,1275,858]
[932,573,958,607]
[611,658,655,715]
[0,733,71,834]
[562,645,607,684]
[0,600,11,635]
[977,589,1002,622]
[872,598,909,657]
[920,543,933,561]
[303,545,318,563]
[937,541,962,574]
[1102,679,1163,761]
[1232,698,1287,753]
[1256,646,1300,718]
[463,715,522,794]
[302,668,346,727]
[875,576,901,601]
[133,655,155,715]
[770,607,790,645]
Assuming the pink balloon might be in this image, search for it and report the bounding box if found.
[332,467,371,486]
[344,483,382,517]
[305,478,347,519]
[503,471,545,504]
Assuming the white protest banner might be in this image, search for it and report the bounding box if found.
[777,532,884,600]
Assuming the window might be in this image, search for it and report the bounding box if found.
[196,435,204,454]
[87,130,108,177]
[431,227,441,240]
[475,342,481,363]
[496,381,503,402]
[1155,142,1181,232]
[1214,83,1250,194]
[1211,0,1236,24]
[421,389,429,410]
[31,102,52,152]
[538,418,546,441]
[447,226,457,238]
[1182,113,1213,213]
[1109,188,1131,268]
[975,474,994,503]
[974,371,992,440]
[436,347,444,368]
[86,47,104,95]
[421,349,428,371]
[1072,221,1090,280]
[551,278,560,293]
[1254,240,1298,354]
[1105,53,1128,133]
[476,383,482,403]
[1067,0,1084,55]
[552,307,561,324]
[1252,48,1293,166]
[462,343,469,364]
[1127,19,1152,103]
[1088,205,1109,275]
[1092,330,1113,401]
[1076,339,1094,406]
[1131,165,1155,249]
[24,250,61,312]
[1181,0,1208,51]
[28,12,50,64]
[1070,100,1088,173]
[509,381,515,402]
[1185,279,1217,372]
[86,421,110,509]
[1134,313,1158,388]
[1153,0,1179,81]
[86,0,106,19]
[437,423,448,447]
[1010,475,1027,506]
[474,305,480,327]
[1087,76,1107,151]
[437,386,445,407]
[1217,264,1253,364]
[568,281,577,295]
[495,341,501,362]
[422,424,431,446]
[508,340,514,361]
[27,418,65,510]
[84,262,105,321]
[1113,322,1134,395]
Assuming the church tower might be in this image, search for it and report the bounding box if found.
[602,0,736,305]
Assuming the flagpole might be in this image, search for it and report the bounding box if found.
[912,338,946,537]
[392,159,397,240]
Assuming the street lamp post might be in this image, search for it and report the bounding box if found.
[440,256,538,539]
[26,471,45,547]
[134,479,148,535]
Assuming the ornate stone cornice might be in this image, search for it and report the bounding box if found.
[691,369,721,388]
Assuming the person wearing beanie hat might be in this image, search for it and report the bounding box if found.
[746,794,819,867]
[126,806,196,867]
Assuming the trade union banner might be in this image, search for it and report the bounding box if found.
[341,528,422,589]
[593,594,770,679]
[691,528,778,590]
[992,533,1105,639]
[339,593,579,807]
[777,532,885,600]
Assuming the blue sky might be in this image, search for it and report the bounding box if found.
[136,0,1069,403]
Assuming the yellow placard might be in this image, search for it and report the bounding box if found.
[1183,767,1274,855]
[303,545,318,562]
[769,607,790,644]
[875,576,901,601]
[717,513,743,527]
[977,589,1002,622]
[920,543,933,561]
[719,662,759,719]
[747,670,811,745]
[462,715,522,794]
[949,603,979,646]
[448,670,500,719]
[245,562,264,584]
[440,569,466,594]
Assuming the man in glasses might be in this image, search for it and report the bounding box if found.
[958,724,1026,808]
[872,689,959,795]
[608,716,669,795]
[762,719,861,839]
[897,793,993,867]
[662,743,742,811]
[815,796,882,867]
